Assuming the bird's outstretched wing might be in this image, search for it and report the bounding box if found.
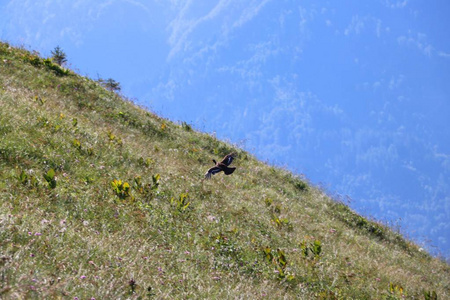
[221,165,236,175]
[204,166,222,179]
[220,153,235,166]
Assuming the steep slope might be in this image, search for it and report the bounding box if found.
[0,42,449,299]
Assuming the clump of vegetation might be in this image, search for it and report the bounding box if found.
[262,247,294,280]
[300,239,322,260]
[171,192,190,213]
[98,77,121,92]
[43,168,57,189]
[0,41,448,299]
[111,179,133,200]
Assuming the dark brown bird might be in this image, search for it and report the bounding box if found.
[204,153,236,179]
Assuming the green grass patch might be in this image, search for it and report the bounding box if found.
[0,41,449,299]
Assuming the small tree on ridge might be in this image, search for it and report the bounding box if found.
[98,78,121,92]
[51,46,67,66]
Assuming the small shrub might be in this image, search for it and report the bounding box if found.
[294,180,308,191]
[267,202,292,231]
[263,247,273,262]
[134,176,144,193]
[43,169,57,189]
[33,95,45,106]
[86,147,94,156]
[181,121,192,131]
[300,239,322,259]
[171,192,190,213]
[133,175,159,196]
[276,248,287,277]
[98,78,121,92]
[111,179,133,200]
[423,290,438,300]
[270,214,291,230]
[138,157,154,168]
[261,247,292,280]
[17,170,38,187]
[72,139,82,150]
[18,170,28,185]
[107,131,123,146]
[43,58,69,76]
[264,198,273,207]
[23,54,42,67]
[118,111,140,127]
[386,282,406,299]
[151,174,160,190]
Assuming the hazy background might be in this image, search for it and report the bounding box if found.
[1,0,449,258]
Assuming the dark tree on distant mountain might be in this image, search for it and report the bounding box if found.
[50,46,67,66]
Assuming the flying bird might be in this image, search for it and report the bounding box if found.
[204,153,236,179]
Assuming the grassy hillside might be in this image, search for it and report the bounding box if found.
[0,41,449,299]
